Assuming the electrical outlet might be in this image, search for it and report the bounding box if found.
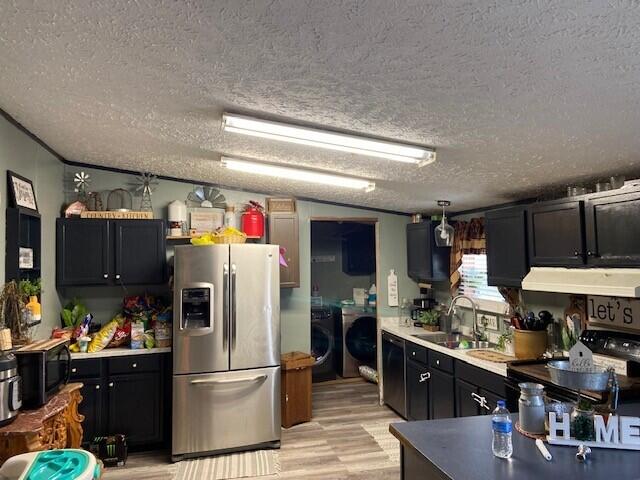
[480,314,498,330]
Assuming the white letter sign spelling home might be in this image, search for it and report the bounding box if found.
[548,414,640,450]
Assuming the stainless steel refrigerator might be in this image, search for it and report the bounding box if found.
[172,244,281,461]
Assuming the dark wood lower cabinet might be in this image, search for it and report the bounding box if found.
[455,378,480,417]
[397,340,506,423]
[77,378,104,445]
[71,353,168,449]
[429,368,455,420]
[479,388,502,415]
[405,359,429,421]
[108,373,162,446]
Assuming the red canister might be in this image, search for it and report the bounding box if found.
[241,207,265,237]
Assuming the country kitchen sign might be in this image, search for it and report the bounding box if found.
[588,295,640,332]
[7,171,38,212]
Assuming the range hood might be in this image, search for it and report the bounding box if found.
[521,267,640,297]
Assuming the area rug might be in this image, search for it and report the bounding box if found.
[362,422,402,463]
[176,450,280,480]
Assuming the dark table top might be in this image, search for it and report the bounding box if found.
[390,414,640,480]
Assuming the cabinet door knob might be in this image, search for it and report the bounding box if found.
[103,273,109,279]
[108,382,114,387]
[132,363,137,368]
[436,360,440,366]
[574,250,582,257]
[115,274,121,280]
[412,351,416,356]
[95,385,100,390]
[71,368,77,373]
[419,372,431,383]
[587,251,598,257]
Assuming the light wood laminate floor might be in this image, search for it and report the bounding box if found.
[104,379,401,479]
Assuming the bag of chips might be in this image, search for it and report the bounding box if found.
[88,320,118,353]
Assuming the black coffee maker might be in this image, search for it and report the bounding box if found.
[410,296,438,321]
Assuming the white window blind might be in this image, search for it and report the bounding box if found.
[458,254,504,303]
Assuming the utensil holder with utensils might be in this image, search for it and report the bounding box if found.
[513,330,548,359]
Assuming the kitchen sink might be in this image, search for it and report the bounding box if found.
[412,333,495,350]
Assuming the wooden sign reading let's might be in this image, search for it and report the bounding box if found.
[588,295,640,331]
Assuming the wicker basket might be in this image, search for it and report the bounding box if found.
[214,233,247,244]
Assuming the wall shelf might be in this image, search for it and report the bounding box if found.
[166,235,262,241]
[5,207,41,283]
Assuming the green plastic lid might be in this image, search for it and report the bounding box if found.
[26,450,90,480]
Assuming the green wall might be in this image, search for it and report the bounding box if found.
[61,164,418,353]
[0,115,64,338]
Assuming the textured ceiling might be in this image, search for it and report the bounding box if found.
[2,1,640,213]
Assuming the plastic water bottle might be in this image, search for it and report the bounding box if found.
[492,400,513,459]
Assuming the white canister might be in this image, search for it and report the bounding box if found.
[224,205,237,228]
[168,200,187,236]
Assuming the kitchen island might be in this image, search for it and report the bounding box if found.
[390,414,639,480]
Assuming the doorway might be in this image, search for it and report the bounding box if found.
[309,218,379,383]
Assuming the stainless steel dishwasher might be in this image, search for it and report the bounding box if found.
[382,332,406,418]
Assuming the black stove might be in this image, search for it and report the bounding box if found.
[506,329,640,416]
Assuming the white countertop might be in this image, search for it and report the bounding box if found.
[380,318,510,377]
[70,346,171,360]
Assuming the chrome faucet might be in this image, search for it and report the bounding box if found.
[446,294,480,340]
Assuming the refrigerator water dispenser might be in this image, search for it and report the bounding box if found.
[181,287,212,330]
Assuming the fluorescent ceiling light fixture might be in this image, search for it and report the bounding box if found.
[220,157,375,192]
[222,113,436,166]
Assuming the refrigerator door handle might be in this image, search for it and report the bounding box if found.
[190,374,267,386]
[231,263,237,350]
[223,263,229,350]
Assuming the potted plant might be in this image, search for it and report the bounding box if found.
[0,280,28,346]
[60,298,89,330]
[418,309,440,332]
[497,331,514,355]
[19,278,42,323]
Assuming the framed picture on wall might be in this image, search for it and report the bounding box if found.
[19,247,34,269]
[7,171,38,212]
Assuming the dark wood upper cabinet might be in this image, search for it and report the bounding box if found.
[485,207,529,287]
[406,221,450,282]
[528,200,586,266]
[584,190,640,266]
[113,220,166,284]
[267,212,300,288]
[57,219,166,286]
[57,219,111,286]
[342,226,375,276]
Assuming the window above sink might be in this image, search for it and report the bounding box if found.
[458,254,509,315]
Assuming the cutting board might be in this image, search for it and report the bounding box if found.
[465,349,514,363]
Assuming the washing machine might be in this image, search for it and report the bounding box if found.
[336,307,377,378]
[311,306,336,382]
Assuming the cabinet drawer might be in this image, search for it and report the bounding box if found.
[456,361,505,397]
[429,350,454,374]
[108,355,161,375]
[405,343,427,365]
[70,359,102,380]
